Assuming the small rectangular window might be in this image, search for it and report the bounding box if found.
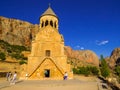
[46,50,50,57]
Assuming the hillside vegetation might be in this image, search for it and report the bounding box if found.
[0,40,28,63]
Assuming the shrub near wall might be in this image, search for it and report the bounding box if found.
[73,66,99,76]
[0,72,7,77]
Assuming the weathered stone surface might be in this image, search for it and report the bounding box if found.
[106,48,120,68]
[0,16,39,46]
[0,61,20,74]
[64,46,99,67]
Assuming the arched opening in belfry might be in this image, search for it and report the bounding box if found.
[45,20,48,26]
[29,33,32,41]
[41,21,44,27]
[50,20,53,27]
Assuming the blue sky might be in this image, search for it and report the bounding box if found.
[0,0,120,58]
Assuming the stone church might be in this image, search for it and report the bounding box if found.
[25,6,73,80]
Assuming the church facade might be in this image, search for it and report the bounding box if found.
[26,6,73,80]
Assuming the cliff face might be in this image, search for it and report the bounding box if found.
[106,48,120,68]
[0,16,39,47]
[64,46,99,67]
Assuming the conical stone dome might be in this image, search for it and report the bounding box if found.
[41,6,57,17]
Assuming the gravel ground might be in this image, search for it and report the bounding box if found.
[0,76,106,90]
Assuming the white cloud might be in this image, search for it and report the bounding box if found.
[74,45,84,50]
[80,47,84,50]
[96,40,109,46]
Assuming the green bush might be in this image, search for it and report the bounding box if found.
[115,66,120,77]
[73,68,79,74]
[0,52,6,61]
[73,66,99,76]
[11,45,27,53]
[11,53,22,59]
[90,66,99,76]
[19,60,27,65]
[78,67,90,76]
[11,54,27,60]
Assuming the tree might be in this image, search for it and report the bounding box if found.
[100,55,110,78]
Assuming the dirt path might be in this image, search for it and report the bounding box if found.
[0,76,106,90]
[0,80,99,90]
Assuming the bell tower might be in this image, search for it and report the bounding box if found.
[39,5,58,31]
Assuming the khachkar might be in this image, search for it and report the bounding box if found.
[26,6,73,80]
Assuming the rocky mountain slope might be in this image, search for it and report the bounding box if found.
[106,48,120,68]
[65,46,99,67]
[0,16,39,47]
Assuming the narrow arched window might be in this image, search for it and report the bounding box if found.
[10,23,13,32]
[45,20,48,26]
[0,30,2,34]
[41,21,44,27]
[50,20,53,27]
[29,33,32,41]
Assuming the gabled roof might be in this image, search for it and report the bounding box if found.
[29,57,64,77]
[41,6,57,17]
